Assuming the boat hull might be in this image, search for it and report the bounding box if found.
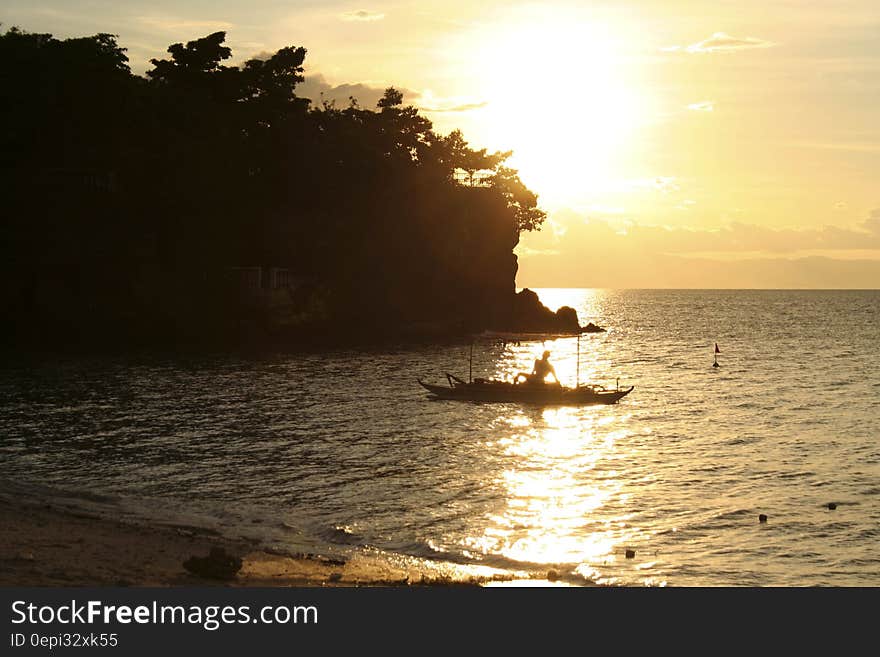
[418,380,633,405]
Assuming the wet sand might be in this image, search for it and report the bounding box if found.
[0,498,524,587]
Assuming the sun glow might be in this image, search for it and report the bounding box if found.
[471,13,648,207]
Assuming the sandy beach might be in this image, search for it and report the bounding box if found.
[0,497,526,587]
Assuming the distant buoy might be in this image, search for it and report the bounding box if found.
[625,549,636,559]
[827,503,837,510]
[758,514,768,523]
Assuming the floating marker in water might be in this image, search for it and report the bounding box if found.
[758,514,768,523]
[827,502,837,510]
[625,549,636,559]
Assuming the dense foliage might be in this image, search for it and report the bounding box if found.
[0,27,547,345]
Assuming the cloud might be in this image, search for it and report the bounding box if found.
[622,176,681,194]
[340,10,385,22]
[517,210,880,288]
[296,74,416,109]
[526,251,880,289]
[863,209,880,235]
[637,220,880,254]
[789,141,880,153]
[667,32,776,53]
[420,101,488,113]
[624,177,680,194]
[628,214,880,254]
[416,91,488,113]
[687,101,715,112]
[270,70,435,112]
[521,209,880,258]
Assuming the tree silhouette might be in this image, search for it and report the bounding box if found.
[489,166,547,232]
[1,26,553,347]
[147,31,231,84]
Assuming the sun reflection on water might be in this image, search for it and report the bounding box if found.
[489,329,619,391]
[454,290,659,585]
[466,398,645,582]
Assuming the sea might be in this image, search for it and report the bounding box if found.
[1,289,878,586]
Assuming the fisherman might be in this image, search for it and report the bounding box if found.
[515,350,559,385]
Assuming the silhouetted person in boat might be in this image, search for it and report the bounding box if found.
[515,351,559,385]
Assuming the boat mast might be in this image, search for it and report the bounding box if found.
[576,333,580,388]
[469,341,473,383]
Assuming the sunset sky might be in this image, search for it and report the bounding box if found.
[6,1,879,287]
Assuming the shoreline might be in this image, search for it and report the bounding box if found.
[1,288,594,356]
[0,497,551,587]
[0,322,603,359]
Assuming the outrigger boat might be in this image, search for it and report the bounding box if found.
[418,332,633,406]
[418,373,633,405]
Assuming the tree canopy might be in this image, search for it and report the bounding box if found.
[1,26,547,343]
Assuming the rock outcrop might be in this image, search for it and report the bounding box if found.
[504,288,606,334]
[183,547,242,581]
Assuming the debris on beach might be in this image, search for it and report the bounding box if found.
[183,547,242,580]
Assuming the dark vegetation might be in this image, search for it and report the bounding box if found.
[0,27,580,349]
